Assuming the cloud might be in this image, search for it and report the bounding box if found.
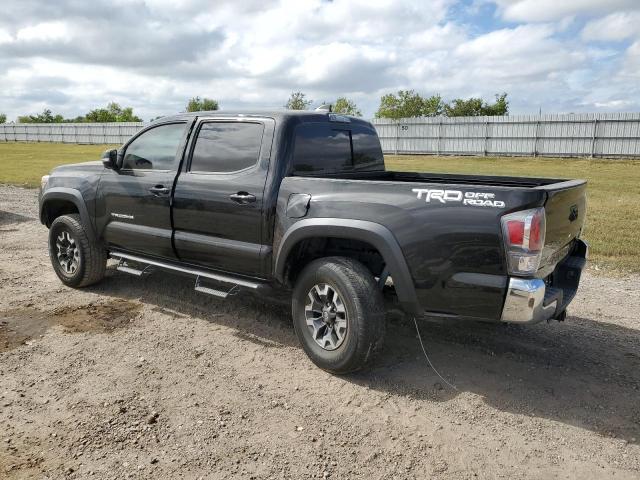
[619,41,640,80]
[581,11,640,42]
[489,0,640,22]
[16,21,71,42]
[0,0,638,121]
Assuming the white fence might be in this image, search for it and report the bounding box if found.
[0,122,143,144]
[1,113,640,158]
[372,113,640,158]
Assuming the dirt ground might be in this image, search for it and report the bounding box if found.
[1,184,639,480]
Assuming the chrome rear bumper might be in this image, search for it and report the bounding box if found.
[501,239,588,324]
[500,278,557,323]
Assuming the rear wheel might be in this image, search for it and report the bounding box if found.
[49,214,106,288]
[292,257,385,374]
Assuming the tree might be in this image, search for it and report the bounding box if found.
[0,113,6,123]
[444,93,509,117]
[16,103,143,123]
[18,109,64,123]
[84,102,142,122]
[333,97,362,116]
[421,94,445,117]
[375,90,444,119]
[186,97,219,112]
[285,92,312,110]
[484,93,509,116]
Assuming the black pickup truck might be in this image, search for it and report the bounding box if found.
[39,110,588,373]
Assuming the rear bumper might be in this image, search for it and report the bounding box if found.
[500,239,588,324]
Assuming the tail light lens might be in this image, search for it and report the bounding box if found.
[501,207,546,276]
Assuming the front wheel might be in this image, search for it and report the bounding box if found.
[49,214,106,288]
[292,257,385,374]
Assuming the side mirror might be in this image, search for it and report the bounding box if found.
[116,151,124,169]
[101,149,118,170]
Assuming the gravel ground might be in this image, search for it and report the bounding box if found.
[1,185,639,480]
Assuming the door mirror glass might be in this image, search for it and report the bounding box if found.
[101,149,118,169]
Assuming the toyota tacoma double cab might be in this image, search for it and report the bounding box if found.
[39,110,588,373]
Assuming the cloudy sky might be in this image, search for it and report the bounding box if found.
[0,0,639,121]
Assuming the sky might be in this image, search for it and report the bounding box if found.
[0,0,639,121]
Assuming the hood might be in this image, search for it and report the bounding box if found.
[51,160,104,175]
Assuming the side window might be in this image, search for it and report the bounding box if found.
[122,123,186,170]
[351,124,384,169]
[190,122,264,173]
[292,123,352,174]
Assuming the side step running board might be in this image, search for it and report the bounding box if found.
[110,251,263,297]
[116,264,146,276]
[194,276,239,299]
[116,257,154,277]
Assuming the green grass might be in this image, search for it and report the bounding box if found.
[0,143,638,273]
[0,143,116,188]
[386,155,640,273]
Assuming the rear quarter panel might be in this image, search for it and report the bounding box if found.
[276,176,547,320]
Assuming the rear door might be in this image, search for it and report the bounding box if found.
[172,117,274,276]
[97,121,189,258]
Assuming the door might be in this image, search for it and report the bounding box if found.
[172,118,274,276]
[97,121,189,258]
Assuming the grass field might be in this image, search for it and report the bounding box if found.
[1,142,638,272]
[0,143,116,188]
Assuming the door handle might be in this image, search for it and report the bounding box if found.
[149,185,171,196]
[230,192,256,204]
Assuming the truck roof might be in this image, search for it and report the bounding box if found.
[151,110,367,125]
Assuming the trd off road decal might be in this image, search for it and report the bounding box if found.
[412,188,505,208]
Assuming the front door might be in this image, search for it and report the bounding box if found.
[97,121,190,258]
[172,118,274,277]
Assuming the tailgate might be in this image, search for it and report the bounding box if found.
[538,180,587,271]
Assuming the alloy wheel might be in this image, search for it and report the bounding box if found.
[55,230,80,275]
[304,283,348,350]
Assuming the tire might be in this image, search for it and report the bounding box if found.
[291,256,385,374]
[49,214,106,288]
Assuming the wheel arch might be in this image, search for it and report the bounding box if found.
[274,218,420,313]
[40,188,96,240]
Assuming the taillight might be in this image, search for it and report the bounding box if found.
[501,207,546,276]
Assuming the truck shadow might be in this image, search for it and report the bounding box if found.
[90,267,640,445]
[361,312,640,444]
[0,210,33,229]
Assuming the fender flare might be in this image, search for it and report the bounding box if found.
[40,188,96,240]
[274,218,419,313]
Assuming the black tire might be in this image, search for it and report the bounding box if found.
[292,256,385,374]
[49,214,106,288]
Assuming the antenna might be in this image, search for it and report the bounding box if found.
[315,104,332,112]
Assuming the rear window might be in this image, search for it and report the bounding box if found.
[292,122,383,174]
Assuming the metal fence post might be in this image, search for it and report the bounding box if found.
[590,118,598,158]
[534,119,540,157]
[395,120,399,155]
[437,119,442,156]
[483,118,489,156]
